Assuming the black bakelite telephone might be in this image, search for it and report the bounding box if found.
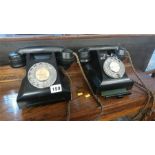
[78,46,134,98]
[9,46,74,108]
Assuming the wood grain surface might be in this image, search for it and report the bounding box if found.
[0,61,155,121]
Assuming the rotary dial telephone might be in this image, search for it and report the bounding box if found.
[78,46,134,98]
[9,46,74,108]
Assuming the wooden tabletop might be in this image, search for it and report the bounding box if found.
[0,62,155,121]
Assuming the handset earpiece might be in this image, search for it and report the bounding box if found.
[8,51,26,68]
[57,49,75,69]
[78,48,90,63]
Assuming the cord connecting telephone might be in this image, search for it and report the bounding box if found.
[9,46,74,108]
[78,46,134,98]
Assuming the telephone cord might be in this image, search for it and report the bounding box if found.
[126,50,155,120]
[73,52,104,120]
[60,67,72,121]
[126,51,152,120]
[133,81,152,120]
[60,50,154,121]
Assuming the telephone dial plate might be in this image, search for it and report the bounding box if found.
[28,62,57,89]
[103,57,125,79]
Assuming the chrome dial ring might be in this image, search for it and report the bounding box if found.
[28,62,57,89]
[103,57,125,79]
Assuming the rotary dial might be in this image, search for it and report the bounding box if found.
[28,62,57,89]
[103,57,125,79]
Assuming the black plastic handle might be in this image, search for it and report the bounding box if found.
[83,46,119,51]
[17,46,64,55]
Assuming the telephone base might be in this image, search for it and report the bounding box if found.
[17,91,71,109]
[101,88,131,98]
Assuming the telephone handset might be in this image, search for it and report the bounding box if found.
[78,46,134,98]
[9,46,74,108]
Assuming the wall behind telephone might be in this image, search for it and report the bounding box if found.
[0,35,155,71]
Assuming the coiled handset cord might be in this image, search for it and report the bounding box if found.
[73,52,104,120]
[125,50,155,120]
